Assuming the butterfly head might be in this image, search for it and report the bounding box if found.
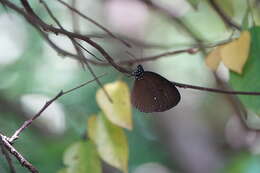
[132,65,145,79]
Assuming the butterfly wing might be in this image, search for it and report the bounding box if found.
[131,72,181,113]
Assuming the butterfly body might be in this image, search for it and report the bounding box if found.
[131,65,181,113]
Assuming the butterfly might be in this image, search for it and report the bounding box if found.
[131,65,180,113]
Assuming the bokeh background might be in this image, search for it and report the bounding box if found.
[1,0,260,173]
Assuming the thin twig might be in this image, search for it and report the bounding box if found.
[55,0,131,47]
[2,0,131,74]
[70,0,80,33]
[17,2,102,66]
[121,48,198,65]
[37,0,112,102]
[8,91,62,143]
[173,81,260,95]
[0,134,38,173]
[106,37,233,65]
[8,73,106,143]
[214,73,248,124]
[68,0,104,62]
[208,0,242,30]
[0,138,16,173]
[73,42,113,102]
[1,73,106,173]
[1,0,237,68]
[85,33,171,49]
[74,41,105,62]
[141,0,207,55]
[138,1,260,95]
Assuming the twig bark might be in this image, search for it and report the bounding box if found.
[37,0,112,101]
[174,81,260,96]
[56,0,131,47]
[1,0,238,69]
[0,139,16,173]
[0,134,38,173]
[8,73,106,143]
[0,74,105,173]
[1,0,131,74]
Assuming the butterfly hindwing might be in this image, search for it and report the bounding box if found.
[131,71,180,113]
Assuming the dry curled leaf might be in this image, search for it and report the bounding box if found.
[221,31,251,74]
[206,46,222,70]
[206,31,251,74]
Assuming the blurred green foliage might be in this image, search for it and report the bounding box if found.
[1,0,260,173]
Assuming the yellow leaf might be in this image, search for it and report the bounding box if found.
[205,46,222,70]
[96,80,132,130]
[87,115,97,141]
[94,112,129,173]
[220,31,251,74]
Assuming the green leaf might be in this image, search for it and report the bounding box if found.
[63,141,101,173]
[225,153,260,173]
[229,27,260,127]
[57,168,67,173]
[94,112,129,173]
[242,7,250,30]
[96,80,132,130]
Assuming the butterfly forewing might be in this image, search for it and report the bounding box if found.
[131,71,181,113]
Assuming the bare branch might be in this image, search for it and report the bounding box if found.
[0,139,16,173]
[85,33,172,49]
[1,0,238,70]
[174,81,260,96]
[0,134,38,173]
[70,0,80,33]
[141,0,204,44]
[1,0,131,74]
[56,0,131,47]
[38,0,112,101]
[208,0,242,31]
[8,73,106,143]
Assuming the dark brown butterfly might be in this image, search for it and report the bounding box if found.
[131,65,181,113]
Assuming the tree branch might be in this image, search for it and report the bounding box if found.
[1,0,131,74]
[0,74,106,172]
[56,0,131,47]
[0,134,38,173]
[0,139,16,173]
[208,0,242,30]
[37,0,112,102]
[8,73,106,143]
[173,81,260,96]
